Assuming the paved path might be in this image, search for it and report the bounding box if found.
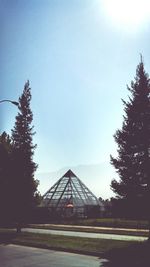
[0,244,104,267]
[31,223,148,234]
[22,228,147,241]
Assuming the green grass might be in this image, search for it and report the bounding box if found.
[1,228,150,266]
[36,217,149,229]
[73,218,149,229]
[0,229,136,256]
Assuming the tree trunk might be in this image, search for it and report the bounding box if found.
[16,221,22,234]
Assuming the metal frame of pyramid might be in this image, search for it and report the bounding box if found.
[41,169,102,218]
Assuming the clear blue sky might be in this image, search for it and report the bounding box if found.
[1,0,150,197]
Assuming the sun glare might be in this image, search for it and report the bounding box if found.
[102,0,150,31]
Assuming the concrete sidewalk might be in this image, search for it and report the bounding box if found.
[23,227,147,241]
[29,223,149,234]
[0,244,102,267]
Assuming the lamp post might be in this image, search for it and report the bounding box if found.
[0,99,19,106]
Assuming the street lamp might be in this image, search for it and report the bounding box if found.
[0,99,19,106]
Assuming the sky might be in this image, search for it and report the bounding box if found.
[1,0,150,198]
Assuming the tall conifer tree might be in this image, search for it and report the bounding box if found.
[0,132,12,223]
[110,59,150,220]
[11,81,38,231]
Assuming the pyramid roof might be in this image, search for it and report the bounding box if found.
[42,169,100,209]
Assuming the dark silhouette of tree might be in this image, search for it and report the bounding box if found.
[11,81,38,232]
[110,59,150,222]
[0,132,12,224]
[0,132,12,152]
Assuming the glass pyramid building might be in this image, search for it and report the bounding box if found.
[41,169,103,218]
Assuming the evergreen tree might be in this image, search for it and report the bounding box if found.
[0,132,12,224]
[11,81,38,232]
[110,59,150,220]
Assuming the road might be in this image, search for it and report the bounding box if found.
[0,244,105,267]
[22,228,147,241]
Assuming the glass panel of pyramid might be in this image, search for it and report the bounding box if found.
[41,169,101,211]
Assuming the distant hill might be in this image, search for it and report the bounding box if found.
[36,162,116,200]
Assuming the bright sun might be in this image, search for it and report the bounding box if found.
[102,0,150,31]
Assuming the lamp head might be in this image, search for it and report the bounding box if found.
[11,101,19,106]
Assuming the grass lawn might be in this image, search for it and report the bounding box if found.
[62,217,149,229]
[1,228,150,266]
[0,228,136,256]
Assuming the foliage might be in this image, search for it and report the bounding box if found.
[0,132,12,223]
[110,59,150,219]
[11,81,39,230]
[103,241,150,267]
[0,132,12,153]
